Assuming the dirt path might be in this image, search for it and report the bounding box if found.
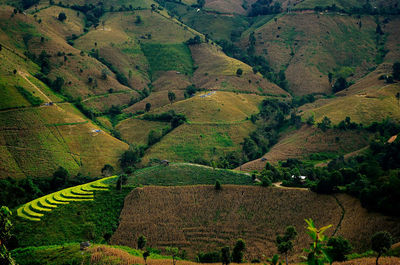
[18,71,53,103]
[273,182,308,190]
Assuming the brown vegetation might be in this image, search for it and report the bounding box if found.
[111,185,399,262]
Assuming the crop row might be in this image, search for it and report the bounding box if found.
[17,176,117,221]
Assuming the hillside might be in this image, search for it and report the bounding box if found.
[111,185,400,262]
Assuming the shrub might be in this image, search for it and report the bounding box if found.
[58,12,67,22]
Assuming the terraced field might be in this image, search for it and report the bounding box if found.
[17,176,116,221]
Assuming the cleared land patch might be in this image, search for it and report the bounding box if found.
[112,185,400,262]
[117,119,170,145]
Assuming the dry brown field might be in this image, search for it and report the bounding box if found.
[111,185,400,263]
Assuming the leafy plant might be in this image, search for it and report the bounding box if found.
[303,218,332,265]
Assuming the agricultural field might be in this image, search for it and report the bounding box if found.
[111,185,400,262]
[117,118,170,145]
[16,176,116,221]
[127,163,253,186]
[141,121,256,164]
[240,13,379,95]
[240,125,373,171]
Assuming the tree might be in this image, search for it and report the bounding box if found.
[51,166,69,189]
[236,68,243,77]
[120,145,142,169]
[215,180,221,190]
[101,69,108,80]
[396,92,400,106]
[116,176,122,190]
[328,72,333,86]
[317,116,331,132]
[276,226,297,265]
[185,85,196,97]
[332,77,348,93]
[52,76,64,92]
[326,236,352,263]
[148,130,161,146]
[393,62,400,80]
[304,218,332,265]
[197,0,205,8]
[143,250,150,265]
[145,102,151,112]
[221,246,231,265]
[371,231,392,265]
[0,206,15,265]
[137,235,147,249]
[101,164,114,177]
[232,239,246,263]
[168,91,176,105]
[58,12,67,22]
[165,247,179,265]
[135,15,142,24]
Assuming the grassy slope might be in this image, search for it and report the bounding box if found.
[127,163,253,185]
[300,64,400,125]
[241,13,379,95]
[111,185,400,261]
[117,119,170,145]
[13,187,132,247]
[139,91,262,164]
[239,125,373,171]
[190,43,288,95]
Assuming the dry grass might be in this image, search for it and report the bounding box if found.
[111,185,400,262]
[190,44,287,96]
[240,125,372,171]
[117,119,169,145]
[151,71,192,92]
[204,0,257,15]
[241,13,378,95]
[124,90,186,114]
[83,91,140,113]
[332,257,400,265]
[151,91,263,123]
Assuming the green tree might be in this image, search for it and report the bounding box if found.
[326,236,352,263]
[317,116,331,132]
[232,239,246,263]
[236,68,243,77]
[396,92,400,106]
[138,235,147,249]
[58,12,66,22]
[120,145,143,169]
[165,247,179,265]
[51,166,69,189]
[168,91,176,105]
[371,231,392,265]
[221,246,231,265]
[116,176,122,190]
[145,102,151,112]
[135,15,142,24]
[143,250,150,265]
[52,76,64,92]
[0,206,15,265]
[276,226,297,265]
[304,218,332,265]
[148,130,161,146]
[101,164,114,177]
[197,0,205,8]
[215,180,222,190]
[393,62,400,80]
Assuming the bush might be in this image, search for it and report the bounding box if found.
[327,236,352,262]
[16,86,43,106]
[58,12,67,22]
[197,251,221,263]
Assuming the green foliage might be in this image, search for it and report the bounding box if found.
[1,206,15,265]
[16,86,43,107]
[197,251,221,263]
[371,231,392,265]
[165,247,179,265]
[232,239,246,263]
[138,235,147,250]
[57,12,66,22]
[120,145,144,169]
[326,236,352,262]
[393,62,400,80]
[13,188,131,247]
[141,43,193,78]
[128,163,253,186]
[304,218,332,265]
[332,77,349,93]
[276,226,297,265]
[221,246,231,265]
[236,68,243,77]
[168,91,176,104]
[148,129,162,146]
[101,164,114,177]
[145,102,151,112]
[215,180,222,190]
[317,116,331,132]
